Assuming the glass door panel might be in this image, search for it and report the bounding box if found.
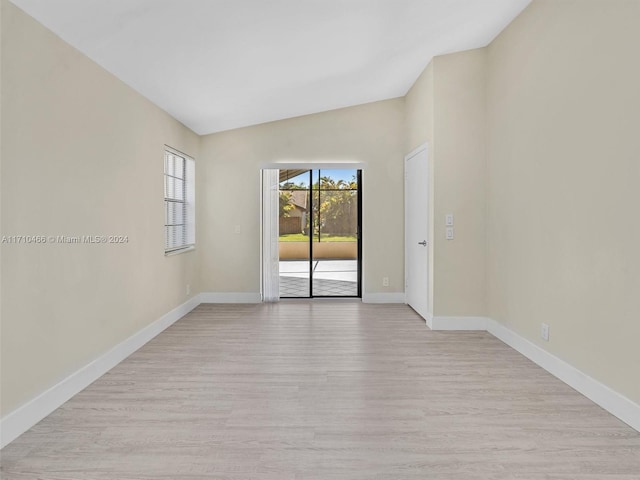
[278,170,311,298]
[311,170,359,297]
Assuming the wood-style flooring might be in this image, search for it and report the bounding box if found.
[1,302,639,479]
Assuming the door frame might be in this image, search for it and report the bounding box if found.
[278,168,362,299]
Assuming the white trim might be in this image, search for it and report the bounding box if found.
[425,312,434,329]
[362,292,406,304]
[164,144,195,160]
[199,292,262,303]
[0,295,200,449]
[405,143,428,161]
[429,316,488,331]
[486,318,640,433]
[261,161,366,170]
[164,245,195,256]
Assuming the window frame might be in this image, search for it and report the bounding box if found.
[164,146,195,255]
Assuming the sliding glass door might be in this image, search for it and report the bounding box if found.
[278,169,361,298]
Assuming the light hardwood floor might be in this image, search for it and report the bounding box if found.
[1,302,639,479]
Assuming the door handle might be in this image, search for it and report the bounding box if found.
[418,240,427,246]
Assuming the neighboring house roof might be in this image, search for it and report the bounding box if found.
[289,190,308,210]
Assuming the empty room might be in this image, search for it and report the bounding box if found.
[1,0,639,478]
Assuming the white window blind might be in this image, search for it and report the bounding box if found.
[164,147,195,253]
[261,169,280,301]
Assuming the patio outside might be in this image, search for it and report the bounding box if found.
[279,259,358,297]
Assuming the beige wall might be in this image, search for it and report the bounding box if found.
[405,62,434,155]
[487,0,640,403]
[199,99,405,296]
[405,51,487,318]
[432,50,487,317]
[0,1,200,415]
[0,1,4,409]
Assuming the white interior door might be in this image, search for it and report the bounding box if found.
[405,145,429,320]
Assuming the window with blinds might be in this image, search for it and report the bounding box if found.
[164,147,195,254]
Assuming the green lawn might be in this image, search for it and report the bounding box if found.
[279,233,357,242]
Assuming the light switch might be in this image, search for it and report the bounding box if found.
[446,227,454,240]
[445,214,454,226]
[234,225,241,234]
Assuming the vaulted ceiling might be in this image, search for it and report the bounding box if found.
[11,0,531,135]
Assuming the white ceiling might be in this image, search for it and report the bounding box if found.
[11,0,531,135]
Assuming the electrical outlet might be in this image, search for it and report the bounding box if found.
[186,284,191,296]
[383,277,389,287]
[541,323,550,341]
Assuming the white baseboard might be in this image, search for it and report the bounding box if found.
[429,315,488,331]
[0,295,201,449]
[362,292,406,304]
[486,318,640,433]
[199,292,261,303]
[425,313,433,329]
